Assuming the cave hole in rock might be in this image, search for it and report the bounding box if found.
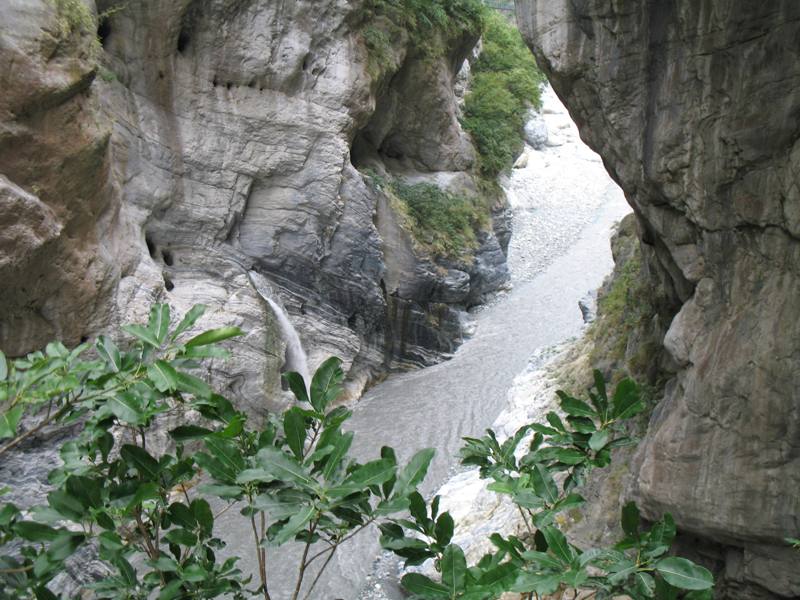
[212,76,219,87]
[163,274,175,292]
[80,336,88,344]
[177,28,190,53]
[162,249,174,266]
[302,55,310,71]
[97,19,112,48]
[145,235,157,259]
[226,82,233,90]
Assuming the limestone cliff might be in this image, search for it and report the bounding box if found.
[517,1,800,597]
[0,0,510,411]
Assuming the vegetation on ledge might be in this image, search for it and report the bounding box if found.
[463,10,546,178]
[360,0,485,75]
[365,171,491,260]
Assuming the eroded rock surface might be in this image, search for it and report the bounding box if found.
[0,0,510,413]
[517,1,800,597]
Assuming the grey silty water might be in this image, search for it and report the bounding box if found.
[214,86,631,599]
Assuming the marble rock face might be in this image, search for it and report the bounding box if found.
[517,1,800,597]
[0,0,511,412]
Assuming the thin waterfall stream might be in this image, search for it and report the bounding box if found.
[215,86,631,598]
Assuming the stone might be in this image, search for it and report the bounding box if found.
[523,109,548,149]
[517,1,800,596]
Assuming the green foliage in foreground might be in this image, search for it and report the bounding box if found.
[389,180,490,259]
[0,305,714,599]
[379,371,715,599]
[463,11,546,178]
[0,305,433,599]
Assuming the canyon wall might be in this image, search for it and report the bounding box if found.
[517,1,800,597]
[0,0,509,412]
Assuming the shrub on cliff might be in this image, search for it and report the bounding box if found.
[390,181,490,259]
[463,11,546,178]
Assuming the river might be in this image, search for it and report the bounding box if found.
[215,85,631,599]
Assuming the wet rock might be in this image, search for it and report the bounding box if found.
[523,109,548,148]
[578,290,597,323]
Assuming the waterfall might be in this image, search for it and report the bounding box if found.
[247,271,311,394]
[264,297,311,393]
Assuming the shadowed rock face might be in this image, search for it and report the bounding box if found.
[517,1,800,597]
[0,0,509,410]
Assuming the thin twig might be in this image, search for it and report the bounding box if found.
[249,511,271,600]
[302,545,338,600]
[0,564,34,574]
[292,520,318,600]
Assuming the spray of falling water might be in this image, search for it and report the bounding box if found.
[264,297,311,395]
[247,271,312,394]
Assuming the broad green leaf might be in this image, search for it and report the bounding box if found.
[185,326,243,348]
[284,371,309,405]
[541,526,574,563]
[47,489,85,521]
[148,360,179,393]
[613,378,643,419]
[546,412,566,432]
[400,573,450,598]
[321,430,354,481]
[655,557,714,590]
[684,590,714,600]
[508,572,561,595]
[0,405,23,439]
[197,483,242,500]
[434,512,454,547]
[635,571,656,597]
[164,528,197,546]
[126,482,160,510]
[271,504,315,545]
[591,369,609,417]
[283,407,308,459]
[175,371,212,398]
[13,521,60,542]
[346,458,395,487]
[203,437,245,480]
[551,448,586,465]
[441,544,467,595]
[621,501,641,539]
[394,448,435,496]
[123,324,161,348]
[0,350,6,381]
[557,392,597,418]
[121,445,161,479]
[96,335,121,372]
[531,463,558,504]
[589,429,610,451]
[171,304,207,341]
[107,392,146,425]
[255,446,315,488]
[309,356,343,412]
[169,425,214,441]
[252,494,301,521]
[148,304,170,344]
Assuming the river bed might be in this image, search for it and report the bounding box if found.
[215,86,631,599]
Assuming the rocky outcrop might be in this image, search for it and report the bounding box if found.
[0,1,510,410]
[517,1,800,597]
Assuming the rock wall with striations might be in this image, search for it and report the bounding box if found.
[0,0,510,412]
[517,1,800,597]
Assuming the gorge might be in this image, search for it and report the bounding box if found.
[1,0,799,599]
